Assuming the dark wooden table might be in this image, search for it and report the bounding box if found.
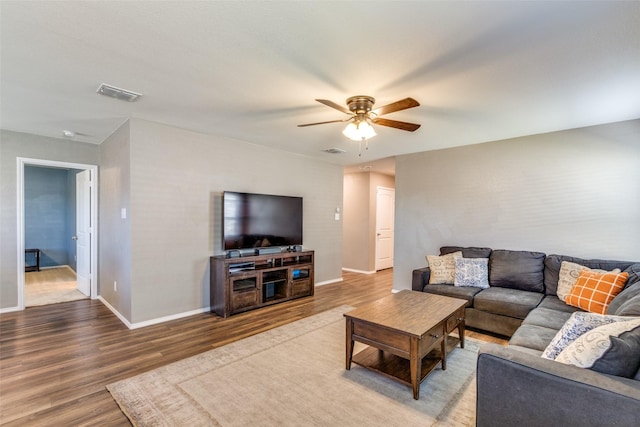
[25,248,41,272]
[344,290,467,399]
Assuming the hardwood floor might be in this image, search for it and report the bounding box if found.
[0,269,506,426]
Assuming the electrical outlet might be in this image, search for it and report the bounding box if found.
[114,281,117,292]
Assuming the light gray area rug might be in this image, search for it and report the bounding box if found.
[107,306,479,426]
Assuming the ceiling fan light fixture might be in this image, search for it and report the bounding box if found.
[342,119,376,141]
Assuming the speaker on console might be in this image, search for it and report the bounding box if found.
[255,247,283,255]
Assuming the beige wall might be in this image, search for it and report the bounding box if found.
[1,121,344,322]
[343,171,395,273]
[124,119,343,323]
[98,122,132,319]
[0,130,100,310]
[393,119,640,291]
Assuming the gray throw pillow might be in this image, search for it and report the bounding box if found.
[591,325,640,378]
[607,282,640,315]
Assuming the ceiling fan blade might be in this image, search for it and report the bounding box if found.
[315,99,352,115]
[372,117,421,132]
[297,119,349,127]
[372,97,420,116]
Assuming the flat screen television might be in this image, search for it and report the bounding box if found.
[223,191,303,251]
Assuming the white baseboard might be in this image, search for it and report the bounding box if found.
[0,305,21,314]
[342,267,376,274]
[130,307,212,329]
[98,296,212,330]
[39,264,71,270]
[314,277,343,287]
[98,296,132,328]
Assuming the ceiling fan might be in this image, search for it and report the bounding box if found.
[298,96,421,152]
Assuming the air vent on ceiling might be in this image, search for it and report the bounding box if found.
[96,83,142,102]
[323,148,346,154]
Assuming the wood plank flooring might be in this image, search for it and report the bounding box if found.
[0,269,506,426]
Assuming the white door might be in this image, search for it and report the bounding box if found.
[375,187,395,271]
[75,170,92,296]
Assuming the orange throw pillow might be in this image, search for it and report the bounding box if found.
[566,270,629,314]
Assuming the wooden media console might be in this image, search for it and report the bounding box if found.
[210,250,314,317]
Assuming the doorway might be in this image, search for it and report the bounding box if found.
[17,158,98,310]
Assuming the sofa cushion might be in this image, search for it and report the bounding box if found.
[509,324,558,351]
[541,311,633,360]
[557,261,620,302]
[556,320,640,378]
[544,254,637,296]
[538,295,581,314]
[565,270,628,314]
[454,257,489,288]
[473,287,543,319]
[506,344,544,357]
[522,307,573,330]
[440,246,492,258]
[608,282,640,316]
[489,249,545,292]
[422,283,481,307]
[426,251,462,284]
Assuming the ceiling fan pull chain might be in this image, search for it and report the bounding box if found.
[358,139,363,157]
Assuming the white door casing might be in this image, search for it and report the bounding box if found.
[15,157,98,311]
[375,186,395,271]
[76,170,92,296]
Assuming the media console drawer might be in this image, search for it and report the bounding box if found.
[291,279,312,297]
[232,289,259,310]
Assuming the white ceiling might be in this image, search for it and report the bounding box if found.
[1,1,639,170]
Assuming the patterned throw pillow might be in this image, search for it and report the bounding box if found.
[541,311,632,360]
[565,270,629,314]
[556,319,640,377]
[454,257,489,289]
[426,251,462,284]
[557,261,621,302]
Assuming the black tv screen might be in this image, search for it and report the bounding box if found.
[223,191,303,251]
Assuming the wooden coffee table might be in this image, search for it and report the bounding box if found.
[344,290,467,399]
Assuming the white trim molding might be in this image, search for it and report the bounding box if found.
[98,296,211,330]
[17,157,99,310]
[342,267,376,275]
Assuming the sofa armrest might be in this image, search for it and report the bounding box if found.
[477,343,640,427]
[412,267,430,291]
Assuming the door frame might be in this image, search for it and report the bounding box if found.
[16,157,98,310]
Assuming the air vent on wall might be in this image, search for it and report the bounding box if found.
[323,148,346,154]
[96,83,142,102]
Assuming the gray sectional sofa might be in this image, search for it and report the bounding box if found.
[411,246,640,426]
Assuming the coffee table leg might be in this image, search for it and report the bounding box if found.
[458,318,465,349]
[441,335,447,370]
[346,318,354,370]
[410,337,420,400]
